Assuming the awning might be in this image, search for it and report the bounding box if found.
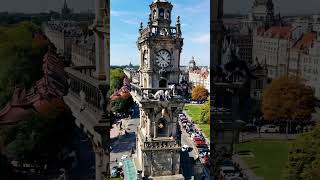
[123,159,137,180]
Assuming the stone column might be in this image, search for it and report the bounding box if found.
[94,145,103,180]
[94,32,106,80]
[94,0,104,25]
[211,0,224,66]
[148,74,152,88]
[153,121,157,138]
[170,150,174,175]
[94,145,108,180]
[147,119,152,139]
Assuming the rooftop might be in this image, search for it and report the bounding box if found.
[257,26,292,39]
[293,31,317,49]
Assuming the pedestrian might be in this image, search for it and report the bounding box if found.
[115,158,118,163]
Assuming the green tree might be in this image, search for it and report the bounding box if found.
[200,101,210,124]
[110,68,125,96]
[0,22,48,107]
[287,123,320,180]
[111,96,133,115]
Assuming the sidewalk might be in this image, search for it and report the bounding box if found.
[233,155,263,180]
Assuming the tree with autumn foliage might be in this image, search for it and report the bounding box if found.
[262,75,315,122]
[192,85,209,102]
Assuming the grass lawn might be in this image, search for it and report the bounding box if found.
[235,139,290,180]
[183,104,210,137]
[110,178,124,180]
[198,124,210,138]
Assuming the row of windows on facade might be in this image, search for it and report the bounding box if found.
[254,40,288,46]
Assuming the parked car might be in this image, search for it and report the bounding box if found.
[242,124,257,133]
[181,119,188,124]
[193,137,203,142]
[219,166,240,178]
[178,113,185,117]
[260,125,280,133]
[194,140,206,147]
[198,147,210,154]
[191,133,202,139]
[197,144,208,149]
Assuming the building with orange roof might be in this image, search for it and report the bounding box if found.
[253,26,298,78]
[0,46,67,125]
[289,31,320,99]
[188,59,210,92]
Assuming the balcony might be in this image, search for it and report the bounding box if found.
[138,26,180,43]
[130,83,184,103]
[65,66,105,112]
[64,66,109,146]
[136,127,181,151]
[143,140,181,151]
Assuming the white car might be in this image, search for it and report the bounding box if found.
[120,155,128,161]
[182,145,189,152]
[191,133,201,139]
[260,125,280,133]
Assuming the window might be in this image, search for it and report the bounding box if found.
[157,118,168,137]
[159,79,167,88]
[159,8,164,18]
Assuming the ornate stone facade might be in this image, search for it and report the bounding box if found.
[131,0,184,179]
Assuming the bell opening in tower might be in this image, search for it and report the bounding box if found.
[159,8,164,18]
[159,78,167,88]
[157,118,168,137]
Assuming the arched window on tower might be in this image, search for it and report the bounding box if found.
[159,8,164,18]
[159,78,167,88]
[165,10,170,19]
[144,78,148,88]
[157,118,168,137]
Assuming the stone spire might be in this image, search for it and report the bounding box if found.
[176,16,181,37]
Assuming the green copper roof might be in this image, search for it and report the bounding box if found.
[123,159,137,180]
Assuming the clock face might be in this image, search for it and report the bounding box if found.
[156,50,171,68]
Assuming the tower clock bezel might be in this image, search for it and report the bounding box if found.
[155,49,171,68]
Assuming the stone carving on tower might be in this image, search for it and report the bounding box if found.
[131,0,184,179]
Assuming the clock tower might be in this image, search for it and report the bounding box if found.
[130,0,185,179]
[138,0,183,89]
